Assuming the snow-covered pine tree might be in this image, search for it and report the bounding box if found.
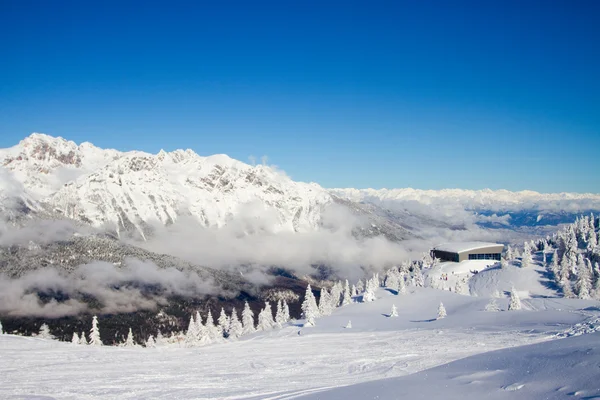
[390,304,398,317]
[79,331,88,345]
[282,300,290,322]
[205,310,221,341]
[485,298,500,312]
[385,269,399,292]
[356,279,365,294]
[257,302,275,331]
[123,328,136,347]
[318,288,332,316]
[351,284,358,297]
[576,259,592,299]
[500,257,508,269]
[413,265,425,287]
[145,335,156,348]
[330,281,343,308]
[275,300,285,326]
[342,280,352,305]
[437,302,447,319]
[550,249,559,276]
[38,323,54,340]
[71,332,80,344]
[185,315,199,347]
[505,245,514,261]
[242,301,256,334]
[228,308,244,339]
[561,276,575,298]
[398,273,407,294]
[362,277,376,302]
[521,242,532,268]
[345,320,352,329]
[89,316,102,346]
[301,284,319,326]
[508,288,522,310]
[0,319,3,335]
[194,310,209,343]
[593,262,600,300]
[217,308,230,338]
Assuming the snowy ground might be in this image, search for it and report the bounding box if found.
[1,287,599,399]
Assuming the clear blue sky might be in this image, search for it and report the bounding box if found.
[1,0,599,193]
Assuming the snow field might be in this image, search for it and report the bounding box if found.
[1,287,597,400]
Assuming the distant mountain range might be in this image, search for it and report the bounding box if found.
[1,133,599,331]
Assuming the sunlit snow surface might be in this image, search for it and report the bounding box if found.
[1,288,599,399]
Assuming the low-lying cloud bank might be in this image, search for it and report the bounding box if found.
[0,259,221,318]
[134,204,418,282]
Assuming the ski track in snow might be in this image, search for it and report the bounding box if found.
[1,326,551,400]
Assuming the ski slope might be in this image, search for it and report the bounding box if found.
[1,288,598,399]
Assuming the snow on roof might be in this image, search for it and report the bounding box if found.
[432,241,503,254]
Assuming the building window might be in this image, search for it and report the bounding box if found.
[468,253,501,261]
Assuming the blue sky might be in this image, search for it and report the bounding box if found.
[1,0,599,192]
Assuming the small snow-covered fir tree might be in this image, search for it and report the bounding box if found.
[194,311,209,344]
[79,331,88,345]
[38,323,54,340]
[318,288,332,316]
[185,315,199,346]
[71,332,80,344]
[351,284,358,297]
[123,328,136,347]
[228,308,244,339]
[0,319,3,335]
[550,249,559,276]
[275,300,286,326]
[330,281,343,308]
[576,260,592,299]
[437,302,447,319]
[301,284,319,326]
[398,273,407,294]
[413,266,425,287]
[390,304,398,317]
[242,301,256,334]
[345,320,352,329]
[485,298,500,312]
[146,335,156,348]
[508,288,522,310]
[257,302,275,331]
[521,242,532,268]
[561,276,575,298]
[356,279,365,294]
[505,245,514,261]
[205,310,221,341]
[342,280,352,305]
[362,277,376,302]
[217,308,230,338]
[89,316,102,346]
[282,300,290,322]
[385,268,399,291]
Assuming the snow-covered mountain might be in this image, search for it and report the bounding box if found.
[1,133,333,237]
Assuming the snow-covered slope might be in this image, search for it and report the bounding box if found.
[1,287,598,399]
[299,331,600,400]
[1,134,333,235]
